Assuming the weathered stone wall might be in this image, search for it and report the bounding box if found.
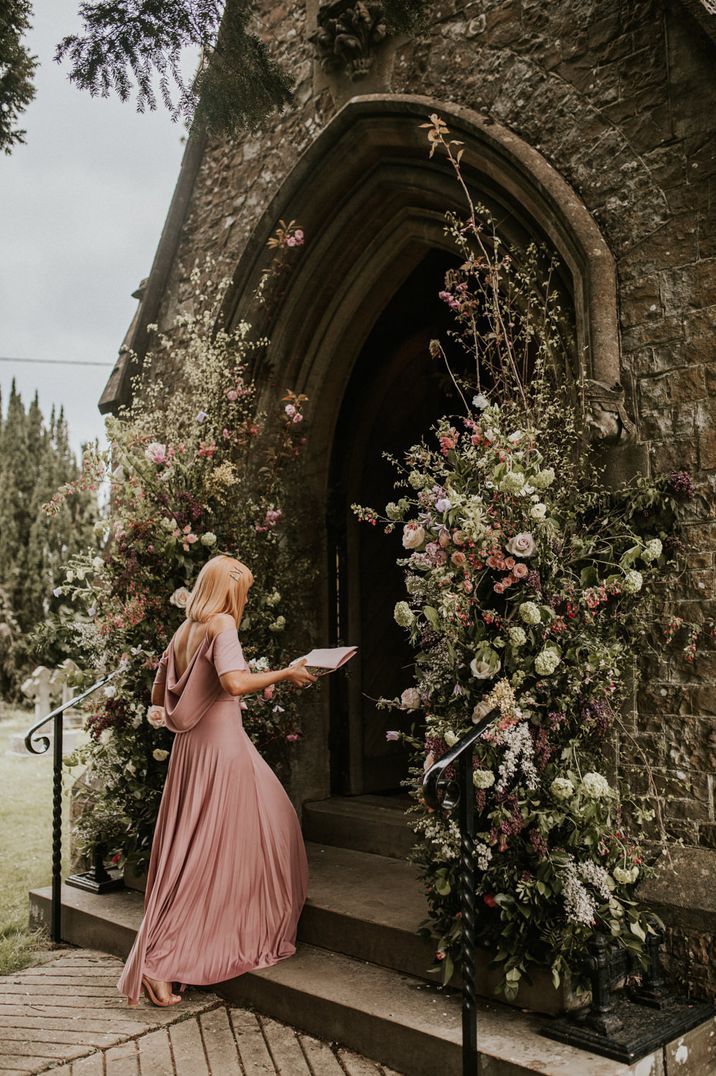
[124,0,716,995]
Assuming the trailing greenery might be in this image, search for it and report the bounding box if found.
[0,383,99,696]
[0,0,37,155]
[352,115,701,1001]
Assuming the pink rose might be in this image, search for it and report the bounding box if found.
[286,732,300,742]
[263,685,275,701]
[386,730,401,742]
[513,563,529,579]
[506,532,536,558]
[146,705,166,728]
[451,551,466,567]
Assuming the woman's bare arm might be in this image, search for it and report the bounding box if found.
[207,613,317,697]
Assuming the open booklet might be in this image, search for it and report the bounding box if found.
[288,646,358,677]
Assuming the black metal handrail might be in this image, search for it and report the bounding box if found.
[422,705,501,1076]
[24,669,119,942]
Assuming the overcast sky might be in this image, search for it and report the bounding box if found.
[0,1,194,456]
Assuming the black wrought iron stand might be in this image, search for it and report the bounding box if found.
[540,921,715,1063]
[24,671,124,943]
[422,706,500,1076]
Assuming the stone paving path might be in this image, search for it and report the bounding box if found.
[0,949,404,1075]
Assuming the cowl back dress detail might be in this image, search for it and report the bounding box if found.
[116,627,309,1004]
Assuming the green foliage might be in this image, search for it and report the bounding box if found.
[0,383,99,697]
[55,0,294,134]
[0,0,37,155]
[48,258,318,868]
[352,114,695,1000]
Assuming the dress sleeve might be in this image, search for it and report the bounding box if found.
[211,631,249,676]
[152,651,169,689]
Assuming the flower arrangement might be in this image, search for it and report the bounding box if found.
[45,260,318,873]
[351,115,703,1000]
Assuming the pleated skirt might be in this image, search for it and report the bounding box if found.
[116,700,309,1003]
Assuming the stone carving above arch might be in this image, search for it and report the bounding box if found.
[309,1,390,81]
[224,92,624,423]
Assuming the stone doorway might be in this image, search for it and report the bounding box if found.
[326,247,470,795]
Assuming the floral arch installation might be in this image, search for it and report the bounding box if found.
[222,93,622,473]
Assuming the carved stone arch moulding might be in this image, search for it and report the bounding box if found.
[222,93,626,464]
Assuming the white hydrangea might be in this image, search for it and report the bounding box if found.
[534,646,561,676]
[532,467,556,489]
[580,771,611,799]
[472,769,496,789]
[642,538,663,563]
[550,777,575,801]
[622,569,643,594]
[508,626,527,647]
[394,601,415,628]
[613,865,640,885]
[499,471,526,494]
[519,601,542,625]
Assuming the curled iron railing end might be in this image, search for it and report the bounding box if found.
[422,704,501,813]
[24,730,51,755]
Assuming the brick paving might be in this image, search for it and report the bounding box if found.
[0,949,404,1075]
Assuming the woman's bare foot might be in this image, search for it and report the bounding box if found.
[144,974,180,1003]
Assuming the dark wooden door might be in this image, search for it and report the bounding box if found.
[328,249,467,794]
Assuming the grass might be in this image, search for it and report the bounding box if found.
[0,704,77,975]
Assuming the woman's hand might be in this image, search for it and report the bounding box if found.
[284,658,319,688]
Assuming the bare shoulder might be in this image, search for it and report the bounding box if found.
[206,613,237,640]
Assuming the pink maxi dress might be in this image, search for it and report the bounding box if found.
[116,626,309,1004]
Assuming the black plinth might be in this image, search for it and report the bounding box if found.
[65,867,124,894]
[540,995,715,1064]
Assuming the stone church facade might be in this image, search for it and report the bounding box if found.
[99,0,716,998]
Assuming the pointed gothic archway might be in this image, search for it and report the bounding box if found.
[222,94,621,804]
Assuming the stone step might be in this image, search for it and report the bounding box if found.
[302,842,436,982]
[302,794,416,860]
[28,883,675,1076]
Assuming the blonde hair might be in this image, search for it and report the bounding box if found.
[185,555,254,624]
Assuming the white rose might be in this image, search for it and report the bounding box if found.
[444,730,458,747]
[402,523,426,549]
[506,532,536,558]
[152,748,169,762]
[170,587,191,608]
[530,503,547,521]
[400,687,422,710]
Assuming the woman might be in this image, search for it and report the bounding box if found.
[116,554,317,1007]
